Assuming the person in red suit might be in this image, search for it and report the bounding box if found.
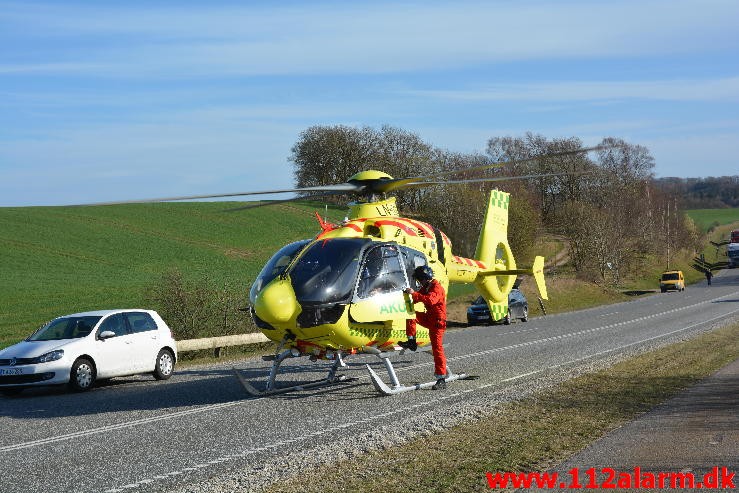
[399,265,448,390]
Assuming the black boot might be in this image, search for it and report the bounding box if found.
[398,339,417,351]
[432,378,447,390]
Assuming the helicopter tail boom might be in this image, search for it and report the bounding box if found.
[474,255,548,301]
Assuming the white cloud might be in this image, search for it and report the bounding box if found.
[411,77,739,103]
[2,0,738,77]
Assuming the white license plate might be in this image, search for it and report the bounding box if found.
[1,368,23,376]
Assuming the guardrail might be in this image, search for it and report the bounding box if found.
[176,333,270,357]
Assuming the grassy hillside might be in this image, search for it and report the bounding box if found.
[686,208,739,232]
[0,201,345,347]
[2,204,734,349]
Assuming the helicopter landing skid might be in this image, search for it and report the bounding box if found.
[365,349,470,396]
[233,348,352,397]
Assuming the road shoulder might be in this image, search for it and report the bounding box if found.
[531,357,739,491]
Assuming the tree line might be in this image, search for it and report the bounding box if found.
[653,176,739,209]
[291,125,701,285]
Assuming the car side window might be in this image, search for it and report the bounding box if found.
[98,313,128,337]
[125,312,158,333]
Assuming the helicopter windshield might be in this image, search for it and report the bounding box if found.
[289,238,369,304]
[250,239,311,304]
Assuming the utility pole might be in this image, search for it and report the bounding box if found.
[666,201,670,270]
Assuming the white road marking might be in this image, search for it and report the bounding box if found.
[0,400,248,452]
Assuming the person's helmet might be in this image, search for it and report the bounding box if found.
[413,265,434,283]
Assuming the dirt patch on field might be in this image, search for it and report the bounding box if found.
[224,248,256,260]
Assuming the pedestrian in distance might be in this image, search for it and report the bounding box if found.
[399,265,448,390]
[706,269,713,286]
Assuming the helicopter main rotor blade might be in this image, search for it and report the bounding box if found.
[220,191,347,213]
[74,183,363,207]
[68,144,607,207]
[398,171,594,189]
[373,144,606,193]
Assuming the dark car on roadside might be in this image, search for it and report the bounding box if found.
[466,286,528,326]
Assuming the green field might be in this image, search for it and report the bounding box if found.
[2,204,734,349]
[686,208,739,232]
[0,201,345,347]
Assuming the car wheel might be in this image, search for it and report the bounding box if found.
[521,305,529,322]
[69,358,95,392]
[1,388,24,396]
[503,312,511,325]
[153,349,175,380]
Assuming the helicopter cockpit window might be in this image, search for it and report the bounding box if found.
[289,238,369,304]
[250,239,311,304]
[400,246,428,289]
[357,245,407,299]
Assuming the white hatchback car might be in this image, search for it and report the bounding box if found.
[0,309,177,395]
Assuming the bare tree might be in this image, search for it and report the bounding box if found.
[486,133,596,224]
[290,124,434,198]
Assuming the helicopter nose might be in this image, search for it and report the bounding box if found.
[254,278,300,325]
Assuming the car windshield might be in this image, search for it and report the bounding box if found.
[27,316,102,341]
[289,238,369,304]
[250,239,311,303]
[661,273,679,281]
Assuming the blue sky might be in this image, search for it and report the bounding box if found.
[1,0,738,206]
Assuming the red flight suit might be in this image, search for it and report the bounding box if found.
[405,279,447,378]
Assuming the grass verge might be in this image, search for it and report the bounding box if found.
[267,322,739,493]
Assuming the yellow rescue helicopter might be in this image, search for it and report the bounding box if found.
[94,145,602,395]
[243,174,540,396]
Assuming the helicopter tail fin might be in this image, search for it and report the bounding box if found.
[471,191,548,319]
[474,190,510,266]
[473,191,517,310]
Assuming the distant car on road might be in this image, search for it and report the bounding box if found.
[467,286,529,326]
[0,309,177,395]
[659,270,685,293]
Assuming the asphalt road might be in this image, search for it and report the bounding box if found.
[1,270,738,493]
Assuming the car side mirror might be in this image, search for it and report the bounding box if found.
[99,330,116,340]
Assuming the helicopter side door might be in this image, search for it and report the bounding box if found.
[349,243,414,323]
